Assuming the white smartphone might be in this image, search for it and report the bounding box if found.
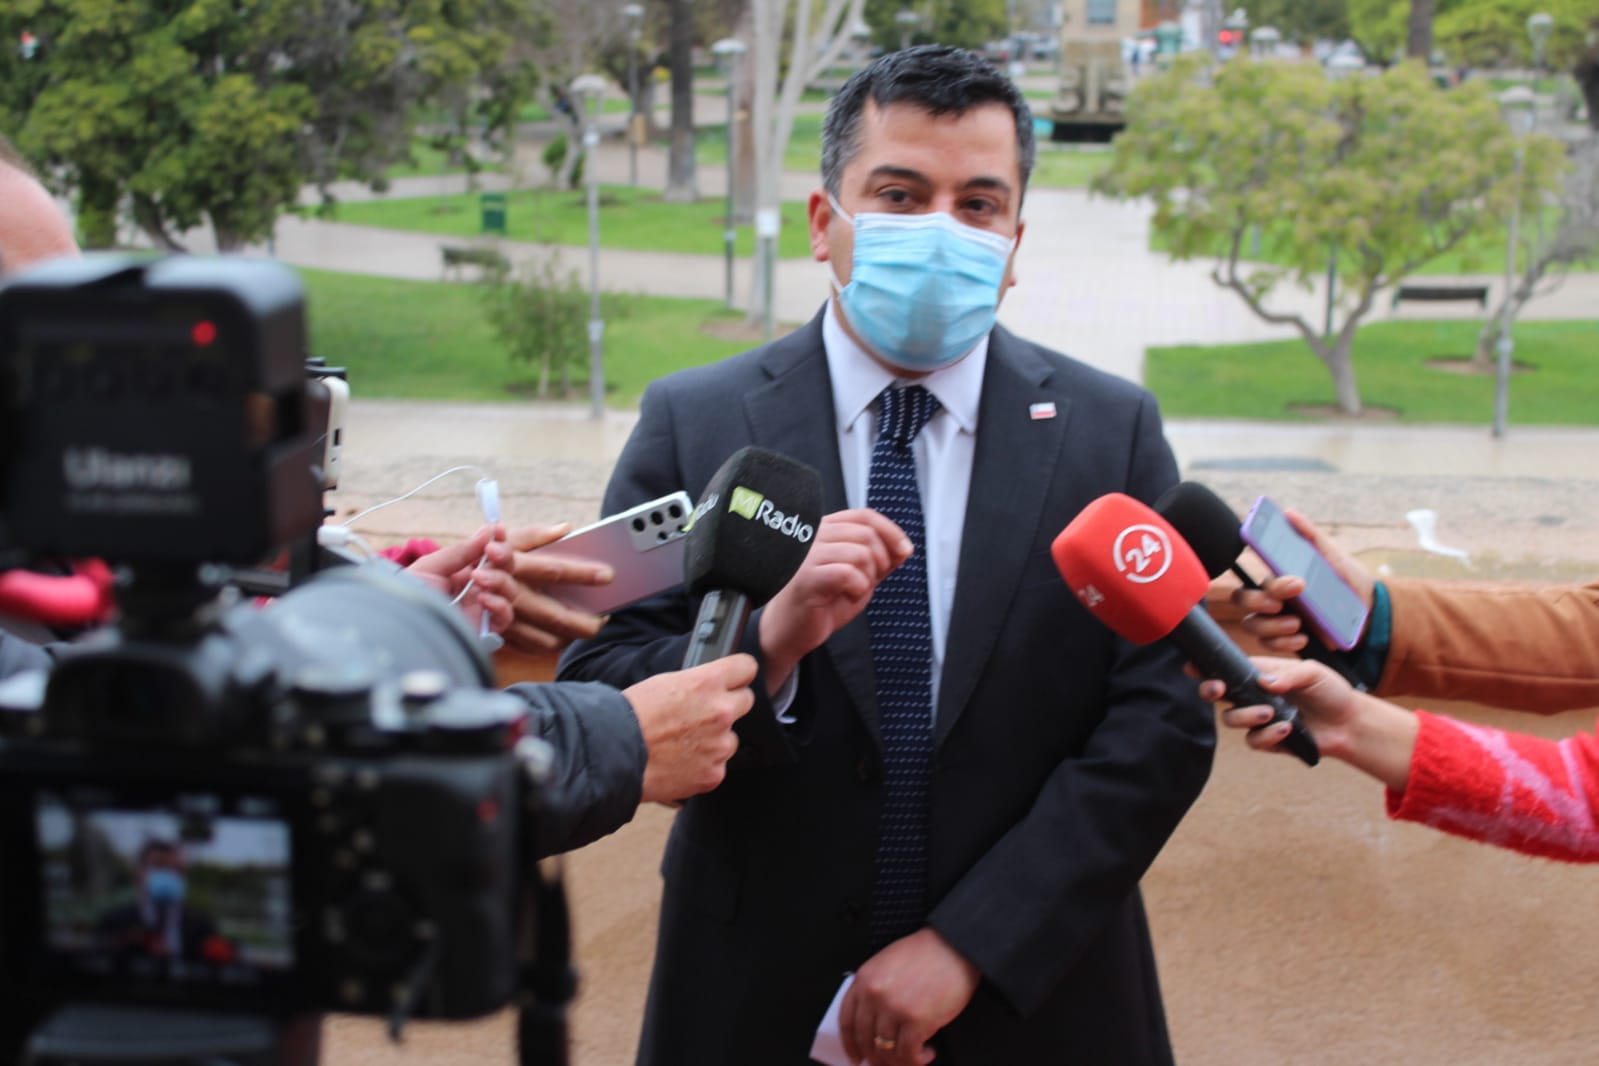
[530,492,694,615]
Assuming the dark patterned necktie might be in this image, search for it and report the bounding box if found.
[865,383,941,950]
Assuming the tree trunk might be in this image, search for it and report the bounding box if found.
[212,226,247,253]
[556,106,584,190]
[131,194,186,252]
[76,173,120,250]
[734,3,758,223]
[1327,334,1363,415]
[1470,317,1501,372]
[663,0,698,202]
[1575,37,1599,132]
[1406,0,1434,62]
[639,77,664,139]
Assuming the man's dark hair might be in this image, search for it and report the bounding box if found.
[0,132,39,180]
[137,839,181,865]
[820,45,1036,198]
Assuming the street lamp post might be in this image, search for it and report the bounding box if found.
[623,3,644,187]
[711,38,746,310]
[1527,11,1554,93]
[1493,85,1536,439]
[895,9,918,52]
[572,73,610,420]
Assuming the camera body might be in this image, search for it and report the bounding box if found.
[0,257,540,1037]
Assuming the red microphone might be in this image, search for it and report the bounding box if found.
[1052,493,1319,767]
[0,559,116,629]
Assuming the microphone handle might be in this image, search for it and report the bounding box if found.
[1231,564,1368,691]
[1170,607,1320,767]
[682,589,752,668]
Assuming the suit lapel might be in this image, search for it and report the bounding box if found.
[936,328,1069,747]
[741,314,882,742]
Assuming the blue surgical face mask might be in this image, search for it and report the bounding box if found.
[829,195,1014,373]
[144,868,186,906]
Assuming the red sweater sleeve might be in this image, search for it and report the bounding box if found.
[1387,710,1599,863]
[377,538,441,568]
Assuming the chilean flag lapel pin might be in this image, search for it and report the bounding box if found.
[1029,401,1057,421]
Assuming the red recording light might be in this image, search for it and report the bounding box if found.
[191,320,218,346]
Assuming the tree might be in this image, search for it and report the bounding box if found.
[1432,1,1599,131]
[1472,136,1599,368]
[1093,56,1563,415]
[518,0,653,191]
[863,0,1006,53]
[1407,0,1434,60]
[748,0,868,327]
[480,254,589,398]
[1435,0,1594,71]
[1237,0,1350,46]
[0,0,535,251]
[1348,0,1410,63]
[664,0,699,201]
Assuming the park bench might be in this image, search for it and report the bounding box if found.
[1390,282,1490,309]
[440,244,510,280]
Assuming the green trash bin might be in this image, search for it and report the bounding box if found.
[480,192,508,235]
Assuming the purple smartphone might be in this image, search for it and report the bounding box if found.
[1239,496,1370,651]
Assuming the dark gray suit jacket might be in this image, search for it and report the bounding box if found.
[559,313,1215,1066]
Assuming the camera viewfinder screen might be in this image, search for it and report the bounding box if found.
[34,789,294,989]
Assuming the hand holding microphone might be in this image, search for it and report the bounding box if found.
[1155,481,1370,690]
[680,446,825,669]
[1051,493,1320,767]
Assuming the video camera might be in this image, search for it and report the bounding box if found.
[0,256,559,1065]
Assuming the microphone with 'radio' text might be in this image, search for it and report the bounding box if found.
[1052,492,1320,766]
[681,446,823,668]
[1155,481,1366,690]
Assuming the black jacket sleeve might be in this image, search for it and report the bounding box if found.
[505,679,648,858]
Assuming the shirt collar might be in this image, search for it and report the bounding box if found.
[822,299,986,436]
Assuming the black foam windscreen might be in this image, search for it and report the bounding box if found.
[682,446,823,605]
[1155,481,1246,581]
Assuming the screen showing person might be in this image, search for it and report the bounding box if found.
[35,790,294,984]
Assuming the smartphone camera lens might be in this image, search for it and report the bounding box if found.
[632,517,646,532]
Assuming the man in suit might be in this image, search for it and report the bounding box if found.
[559,45,1214,1066]
[94,839,230,964]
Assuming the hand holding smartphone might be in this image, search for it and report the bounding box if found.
[1239,496,1370,651]
[526,492,694,615]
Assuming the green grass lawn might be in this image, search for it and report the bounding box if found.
[303,270,1594,424]
[300,268,757,408]
[330,184,816,258]
[1145,319,1599,424]
[517,97,632,123]
[697,113,825,175]
[386,139,506,180]
[1030,146,1111,189]
[1151,211,1599,276]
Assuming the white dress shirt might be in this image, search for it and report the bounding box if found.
[821,300,986,714]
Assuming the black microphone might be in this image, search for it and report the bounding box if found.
[1155,481,1368,691]
[681,446,823,668]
